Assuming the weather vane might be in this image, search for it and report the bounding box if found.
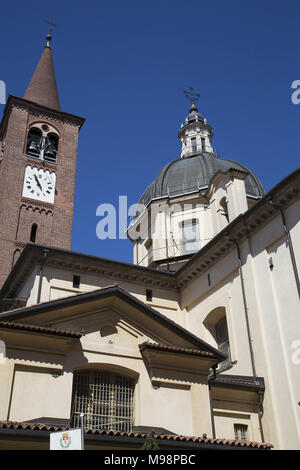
[184,87,200,106]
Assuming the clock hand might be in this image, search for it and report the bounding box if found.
[34,173,43,191]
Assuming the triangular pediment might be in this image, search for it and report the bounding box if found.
[0,286,224,362]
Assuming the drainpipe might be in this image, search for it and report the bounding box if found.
[268,198,300,300]
[257,390,265,443]
[37,249,49,304]
[226,233,265,442]
[163,208,170,272]
[226,233,257,378]
[208,366,217,439]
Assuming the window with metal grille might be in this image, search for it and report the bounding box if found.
[70,370,135,432]
[234,424,248,441]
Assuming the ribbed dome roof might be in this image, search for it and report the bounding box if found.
[138,152,265,208]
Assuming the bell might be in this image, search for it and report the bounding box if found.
[45,146,56,158]
[28,140,39,152]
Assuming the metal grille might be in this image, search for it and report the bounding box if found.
[71,370,135,432]
[234,424,248,441]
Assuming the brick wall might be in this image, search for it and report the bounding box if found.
[0,102,81,288]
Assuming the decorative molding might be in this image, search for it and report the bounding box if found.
[21,197,54,211]
[11,103,81,128]
[14,241,26,249]
[24,156,58,172]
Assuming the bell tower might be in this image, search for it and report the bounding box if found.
[0,32,85,287]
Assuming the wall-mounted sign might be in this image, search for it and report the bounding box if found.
[50,428,83,450]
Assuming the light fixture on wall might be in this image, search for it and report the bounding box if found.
[268,257,274,270]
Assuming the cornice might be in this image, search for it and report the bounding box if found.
[0,96,85,138]
[45,255,178,290]
[1,168,299,301]
[0,244,178,302]
[177,121,213,139]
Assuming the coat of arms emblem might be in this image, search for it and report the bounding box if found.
[60,432,72,449]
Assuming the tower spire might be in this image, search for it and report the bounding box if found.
[24,24,60,111]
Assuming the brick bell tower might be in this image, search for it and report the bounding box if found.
[0,32,85,287]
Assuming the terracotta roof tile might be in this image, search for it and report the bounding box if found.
[0,421,272,449]
[139,341,217,358]
[0,321,82,338]
[0,285,118,316]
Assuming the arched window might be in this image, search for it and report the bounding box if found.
[220,197,229,222]
[30,223,37,243]
[204,307,231,369]
[26,128,42,158]
[44,133,59,163]
[26,125,59,163]
[215,317,231,367]
[70,369,135,432]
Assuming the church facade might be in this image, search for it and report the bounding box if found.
[0,34,299,450]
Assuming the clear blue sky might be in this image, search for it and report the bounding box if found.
[1,0,299,263]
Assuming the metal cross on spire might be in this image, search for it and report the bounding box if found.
[44,18,56,46]
[184,87,200,106]
[44,18,56,35]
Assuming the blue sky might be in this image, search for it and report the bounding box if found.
[1,0,299,263]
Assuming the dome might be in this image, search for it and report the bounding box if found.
[138,152,265,209]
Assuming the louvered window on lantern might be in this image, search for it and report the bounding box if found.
[191,137,197,153]
[70,370,135,432]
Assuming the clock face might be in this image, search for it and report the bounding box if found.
[22,166,56,203]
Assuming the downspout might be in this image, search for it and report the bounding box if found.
[268,198,300,300]
[37,249,49,304]
[226,232,265,442]
[163,207,170,272]
[257,390,265,443]
[226,233,257,377]
[208,366,217,439]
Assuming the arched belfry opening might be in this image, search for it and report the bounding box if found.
[26,124,59,163]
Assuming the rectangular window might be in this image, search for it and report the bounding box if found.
[234,424,248,441]
[73,275,81,289]
[191,137,197,153]
[182,219,200,255]
[146,289,153,302]
[201,137,206,152]
[71,370,135,432]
